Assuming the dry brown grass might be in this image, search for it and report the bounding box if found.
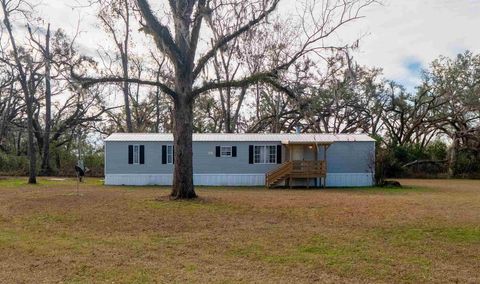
[0,178,479,283]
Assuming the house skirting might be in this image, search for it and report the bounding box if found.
[325,173,374,187]
[104,173,374,187]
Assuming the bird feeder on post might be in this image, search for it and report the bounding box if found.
[76,129,84,182]
[73,129,88,195]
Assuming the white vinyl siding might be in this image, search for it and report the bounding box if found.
[254,145,276,164]
[105,173,374,187]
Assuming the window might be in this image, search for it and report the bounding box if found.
[167,145,174,164]
[254,145,276,164]
[129,145,144,165]
[268,146,276,163]
[216,146,237,158]
[133,145,140,164]
[254,146,262,163]
[220,146,232,157]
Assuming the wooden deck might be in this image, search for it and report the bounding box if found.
[265,161,327,188]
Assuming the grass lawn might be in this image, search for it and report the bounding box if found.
[0,178,479,283]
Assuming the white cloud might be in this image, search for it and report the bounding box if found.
[348,0,480,90]
[37,0,480,92]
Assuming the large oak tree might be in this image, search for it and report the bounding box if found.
[1,0,37,183]
[79,0,374,199]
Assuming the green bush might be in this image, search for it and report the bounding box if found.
[0,153,29,176]
[378,141,450,179]
[54,147,104,177]
[0,143,105,177]
[455,149,480,177]
[426,141,448,161]
[84,152,104,177]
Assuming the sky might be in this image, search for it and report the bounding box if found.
[34,0,480,92]
[347,0,480,91]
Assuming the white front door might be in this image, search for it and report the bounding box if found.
[291,145,304,161]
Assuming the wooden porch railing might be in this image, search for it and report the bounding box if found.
[266,160,326,188]
[266,161,293,187]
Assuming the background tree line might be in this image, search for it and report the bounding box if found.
[0,0,478,184]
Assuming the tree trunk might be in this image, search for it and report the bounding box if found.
[122,53,133,133]
[2,1,36,183]
[225,88,232,133]
[231,86,247,133]
[155,66,161,133]
[26,98,37,184]
[171,95,196,199]
[155,88,160,133]
[16,132,22,156]
[448,135,458,178]
[41,24,53,176]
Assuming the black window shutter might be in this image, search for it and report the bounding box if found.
[161,145,167,164]
[172,146,175,164]
[140,145,145,164]
[232,146,237,157]
[277,145,282,164]
[216,146,221,157]
[249,145,254,164]
[128,145,133,164]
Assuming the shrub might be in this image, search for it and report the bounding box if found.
[377,141,450,179]
[455,149,480,177]
[0,153,29,176]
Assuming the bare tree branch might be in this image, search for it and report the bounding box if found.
[74,73,177,98]
[192,0,280,79]
[137,0,183,67]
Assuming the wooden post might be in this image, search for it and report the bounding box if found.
[314,143,319,188]
[323,145,327,161]
[323,145,328,188]
[288,144,292,189]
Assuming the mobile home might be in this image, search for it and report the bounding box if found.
[104,133,375,187]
